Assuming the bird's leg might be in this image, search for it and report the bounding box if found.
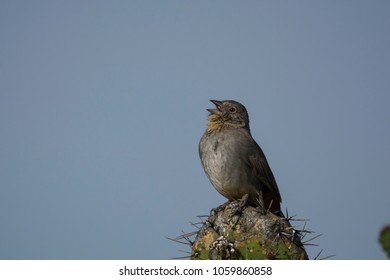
[238,193,249,208]
[210,194,249,216]
[226,194,250,217]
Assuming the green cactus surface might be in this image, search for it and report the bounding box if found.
[191,202,308,260]
[379,225,390,258]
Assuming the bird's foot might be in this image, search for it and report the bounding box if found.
[209,201,231,216]
[238,193,249,208]
[227,194,249,216]
[210,194,249,217]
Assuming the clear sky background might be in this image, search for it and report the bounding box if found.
[1,1,390,260]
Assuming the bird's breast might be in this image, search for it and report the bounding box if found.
[199,130,249,199]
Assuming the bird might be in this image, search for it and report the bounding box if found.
[199,100,282,215]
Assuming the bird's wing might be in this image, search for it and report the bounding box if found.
[247,141,282,203]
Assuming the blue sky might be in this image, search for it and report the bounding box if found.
[1,1,389,259]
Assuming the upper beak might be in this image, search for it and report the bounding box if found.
[207,100,223,114]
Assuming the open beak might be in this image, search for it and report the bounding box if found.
[207,100,223,115]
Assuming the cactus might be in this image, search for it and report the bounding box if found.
[379,225,390,258]
[190,201,308,260]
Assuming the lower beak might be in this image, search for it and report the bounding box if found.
[207,100,223,114]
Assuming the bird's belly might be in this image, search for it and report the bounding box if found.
[202,142,251,200]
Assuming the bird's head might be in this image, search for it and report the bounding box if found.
[206,100,250,132]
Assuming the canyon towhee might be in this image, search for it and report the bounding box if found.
[199,100,282,215]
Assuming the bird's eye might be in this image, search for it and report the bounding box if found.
[229,107,236,113]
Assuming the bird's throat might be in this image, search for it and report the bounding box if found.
[207,114,224,134]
